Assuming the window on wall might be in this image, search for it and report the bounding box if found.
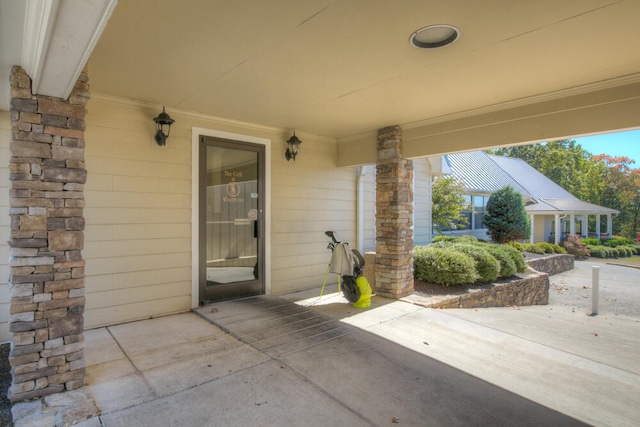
[473,196,486,229]
[458,195,472,230]
[443,194,489,231]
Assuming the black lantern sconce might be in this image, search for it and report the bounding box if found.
[153,107,175,146]
[285,131,302,161]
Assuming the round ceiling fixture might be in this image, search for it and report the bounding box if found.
[409,24,460,49]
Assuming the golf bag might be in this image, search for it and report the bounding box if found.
[325,231,369,304]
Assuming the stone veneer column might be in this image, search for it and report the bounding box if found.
[8,66,89,402]
[375,125,414,298]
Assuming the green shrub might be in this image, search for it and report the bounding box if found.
[549,243,567,254]
[432,235,457,243]
[458,235,479,243]
[497,244,527,273]
[581,238,600,246]
[451,244,500,283]
[507,241,526,251]
[413,246,478,286]
[523,243,545,255]
[626,245,640,255]
[603,238,636,247]
[482,245,517,278]
[432,235,479,245]
[535,242,567,254]
[535,242,555,254]
[587,246,607,258]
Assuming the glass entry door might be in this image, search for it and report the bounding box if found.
[199,136,265,303]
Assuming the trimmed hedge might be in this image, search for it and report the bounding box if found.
[496,244,527,273]
[450,243,500,283]
[482,245,517,278]
[509,241,567,255]
[413,246,478,286]
[523,243,545,254]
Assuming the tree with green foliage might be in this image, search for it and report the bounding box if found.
[431,175,471,234]
[483,185,531,243]
[488,140,605,202]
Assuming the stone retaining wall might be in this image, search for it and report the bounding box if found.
[427,271,549,309]
[526,254,574,276]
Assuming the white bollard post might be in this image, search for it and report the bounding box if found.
[592,266,600,315]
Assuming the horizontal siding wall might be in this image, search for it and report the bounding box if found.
[534,215,548,243]
[0,112,10,342]
[414,158,433,246]
[83,96,354,328]
[84,99,193,329]
[270,134,357,295]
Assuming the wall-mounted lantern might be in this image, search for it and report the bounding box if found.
[285,132,302,161]
[153,106,175,146]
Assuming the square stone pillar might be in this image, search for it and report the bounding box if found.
[375,125,414,298]
[8,66,89,402]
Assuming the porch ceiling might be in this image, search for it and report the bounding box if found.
[88,0,640,142]
[3,1,640,159]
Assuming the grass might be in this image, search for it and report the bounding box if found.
[606,256,640,268]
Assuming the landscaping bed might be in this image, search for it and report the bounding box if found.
[409,266,549,309]
[407,248,572,309]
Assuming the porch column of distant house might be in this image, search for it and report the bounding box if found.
[607,214,613,237]
[554,213,561,245]
[375,125,414,298]
[596,214,601,239]
[8,66,88,402]
[529,214,535,244]
[582,215,588,237]
[570,214,576,236]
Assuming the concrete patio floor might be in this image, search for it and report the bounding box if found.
[12,261,640,426]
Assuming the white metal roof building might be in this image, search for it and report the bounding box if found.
[444,152,619,243]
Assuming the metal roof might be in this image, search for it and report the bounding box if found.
[445,151,619,215]
[445,152,530,196]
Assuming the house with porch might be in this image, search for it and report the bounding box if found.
[1,0,640,403]
[442,151,619,244]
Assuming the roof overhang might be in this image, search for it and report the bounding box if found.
[0,0,117,106]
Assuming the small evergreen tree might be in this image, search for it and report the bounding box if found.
[483,185,531,243]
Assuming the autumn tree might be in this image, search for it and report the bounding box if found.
[592,154,640,237]
[431,175,471,234]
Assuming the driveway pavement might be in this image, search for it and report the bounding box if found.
[11,260,640,426]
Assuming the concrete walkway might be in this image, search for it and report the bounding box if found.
[12,261,640,426]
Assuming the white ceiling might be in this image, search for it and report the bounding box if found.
[2,0,640,144]
[87,0,640,140]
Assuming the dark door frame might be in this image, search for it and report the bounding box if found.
[191,128,271,308]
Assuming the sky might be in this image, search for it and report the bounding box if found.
[572,129,640,167]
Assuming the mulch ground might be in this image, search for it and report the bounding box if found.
[0,343,13,426]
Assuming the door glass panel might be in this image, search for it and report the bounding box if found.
[201,140,263,302]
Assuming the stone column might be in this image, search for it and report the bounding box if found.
[8,66,89,402]
[375,125,413,298]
